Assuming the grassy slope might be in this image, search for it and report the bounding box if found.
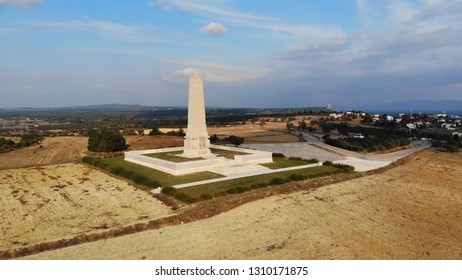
[99,156,223,186]
[180,166,339,198]
[262,157,316,169]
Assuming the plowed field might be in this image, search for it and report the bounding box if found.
[0,164,173,252]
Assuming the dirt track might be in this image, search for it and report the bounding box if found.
[21,149,462,259]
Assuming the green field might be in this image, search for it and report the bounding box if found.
[97,156,223,186]
[261,157,317,169]
[209,148,249,159]
[145,151,202,163]
[179,165,340,198]
[85,155,350,204]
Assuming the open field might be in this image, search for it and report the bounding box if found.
[21,149,462,259]
[0,135,185,170]
[0,163,173,252]
[125,135,183,150]
[207,123,301,144]
[0,137,88,169]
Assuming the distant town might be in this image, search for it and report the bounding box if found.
[0,105,460,140]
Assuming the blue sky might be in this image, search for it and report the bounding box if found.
[1,0,461,108]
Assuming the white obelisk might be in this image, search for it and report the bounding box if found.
[182,71,212,158]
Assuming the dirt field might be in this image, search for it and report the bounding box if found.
[0,163,173,252]
[0,137,88,169]
[21,149,462,259]
[208,122,287,137]
[125,135,183,150]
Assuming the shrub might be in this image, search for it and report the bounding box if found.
[110,167,124,176]
[227,135,244,147]
[432,140,443,148]
[161,186,177,196]
[82,156,94,165]
[332,163,355,172]
[304,158,319,164]
[131,174,144,184]
[272,152,286,158]
[200,194,213,200]
[269,177,286,185]
[289,174,305,181]
[323,160,333,166]
[444,144,459,153]
[145,179,161,189]
[288,156,303,161]
[175,193,198,204]
[250,183,267,189]
[119,169,134,179]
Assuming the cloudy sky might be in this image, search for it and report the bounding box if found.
[1,0,461,108]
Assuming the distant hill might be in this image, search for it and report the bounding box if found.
[0,104,328,118]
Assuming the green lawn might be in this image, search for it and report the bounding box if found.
[98,156,223,186]
[144,151,202,163]
[261,157,317,169]
[209,148,249,159]
[179,165,339,198]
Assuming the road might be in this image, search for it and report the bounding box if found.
[243,133,430,172]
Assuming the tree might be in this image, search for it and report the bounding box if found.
[19,133,43,146]
[228,135,244,147]
[87,130,127,152]
[337,122,349,136]
[298,120,307,131]
[210,134,219,143]
[149,127,163,135]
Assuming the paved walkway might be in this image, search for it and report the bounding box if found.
[244,134,430,172]
[152,136,430,192]
[168,162,321,189]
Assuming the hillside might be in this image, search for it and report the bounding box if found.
[20,149,462,259]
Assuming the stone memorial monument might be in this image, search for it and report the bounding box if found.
[182,71,212,158]
[124,71,273,176]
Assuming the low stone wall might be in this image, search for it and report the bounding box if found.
[124,145,273,176]
[125,149,226,176]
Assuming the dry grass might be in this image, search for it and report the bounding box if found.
[19,149,462,260]
[0,137,88,169]
[0,163,173,252]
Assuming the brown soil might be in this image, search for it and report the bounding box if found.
[0,137,88,169]
[207,122,287,137]
[18,149,462,260]
[0,163,173,253]
[125,135,183,150]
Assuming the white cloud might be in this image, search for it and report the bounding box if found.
[0,0,43,8]
[388,0,419,24]
[163,59,270,83]
[147,1,173,12]
[21,19,146,41]
[174,67,200,77]
[200,22,228,35]
[0,27,14,33]
[271,0,462,83]
[150,0,344,41]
